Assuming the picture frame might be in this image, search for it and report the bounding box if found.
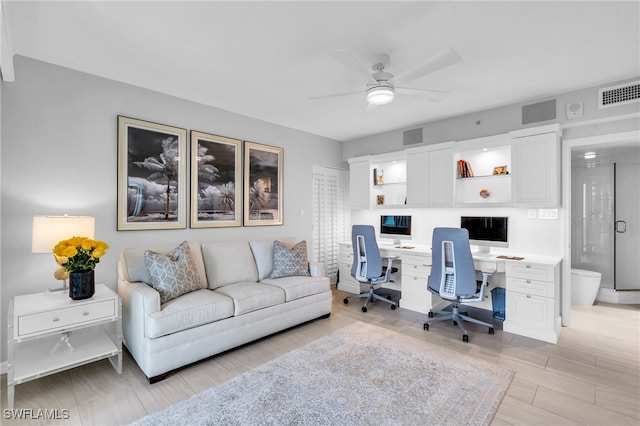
[117,116,187,230]
[493,165,508,175]
[243,141,283,226]
[190,131,242,228]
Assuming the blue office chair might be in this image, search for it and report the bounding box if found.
[423,227,495,342]
[343,225,397,312]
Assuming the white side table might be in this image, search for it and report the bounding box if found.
[7,283,122,409]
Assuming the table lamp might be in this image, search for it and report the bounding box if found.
[32,214,95,292]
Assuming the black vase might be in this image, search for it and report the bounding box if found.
[69,270,95,300]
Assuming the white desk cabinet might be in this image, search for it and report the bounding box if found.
[7,283,122,409]
[399,252,432,313]
[504,260,561,343]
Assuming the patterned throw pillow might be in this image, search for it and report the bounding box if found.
[270,240,311,279]
[144,241,202,304]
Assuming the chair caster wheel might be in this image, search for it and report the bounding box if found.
[343,299,348,304]
[489,327,495,335]
[428,312,434,318]
[453,321,458,326]
[463,335,469,343]
[361,306,367,313]
[423,323,429,330]
[390,304,396,310]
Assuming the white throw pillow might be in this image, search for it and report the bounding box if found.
[144,241,202,303]
[270,240,311,279]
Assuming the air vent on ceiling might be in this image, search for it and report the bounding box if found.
[598,80,640,109]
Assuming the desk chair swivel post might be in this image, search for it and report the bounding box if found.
[423,228,494,342]
[343,225,397,312]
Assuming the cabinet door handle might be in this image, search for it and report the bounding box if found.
[526,280,531,283]
[526,295,531,298]
[526,265,531,269]
[52,317,60,322]
[83,312,90,316]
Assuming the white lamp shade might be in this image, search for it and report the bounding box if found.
[32,215,96,253]
[366,85,395,105]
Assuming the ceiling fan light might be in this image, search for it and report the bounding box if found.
[366,85,395,105]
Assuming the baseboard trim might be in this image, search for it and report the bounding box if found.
[597,288,640,304]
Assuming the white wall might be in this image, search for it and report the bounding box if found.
[0,56,346,363]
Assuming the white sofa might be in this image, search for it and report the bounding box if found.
[117,237,332,382]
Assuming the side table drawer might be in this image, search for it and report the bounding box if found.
[17,299,116,337]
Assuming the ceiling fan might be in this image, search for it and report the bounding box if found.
[310,48,462,106]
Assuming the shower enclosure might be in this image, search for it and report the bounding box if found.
[571,145,640,292]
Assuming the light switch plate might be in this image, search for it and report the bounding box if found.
[539,209,559,220]
[527,209,537,219]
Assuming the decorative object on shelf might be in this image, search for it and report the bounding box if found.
[493,165,508,175]
[53,236,109,300]
[479,188,491,198]
[376,195,385,205]
[190,131,242,228]
[32,215,95,292]
[117,116,187,231]
[457,159,474,178]
[244,141,284,226]
[374,168,384,185]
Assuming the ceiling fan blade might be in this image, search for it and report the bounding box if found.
[308,90,363,101]
[329,50,378,84]
[396,87,451,102]
[394,48,462,83]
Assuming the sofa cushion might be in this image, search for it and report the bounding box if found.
[215,282,285,316]
[249,237,297,280]
[271,240,311,279]
[121,241,207,287]
[144,241,203,303]
[146,289,234,338]
[202,241,259,289]
[260,276,330,302]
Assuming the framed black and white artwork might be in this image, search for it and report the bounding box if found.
[243,141,283,226]
[117,116,187,230]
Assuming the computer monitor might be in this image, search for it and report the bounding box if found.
[460,216,508,256]
[380,215,412,244]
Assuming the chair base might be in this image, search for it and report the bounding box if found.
[343,285,396,312]
[423,303,494,342]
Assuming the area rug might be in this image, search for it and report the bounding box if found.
[132,322,513,426]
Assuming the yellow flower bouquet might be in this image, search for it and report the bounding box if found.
[53,237,109,273]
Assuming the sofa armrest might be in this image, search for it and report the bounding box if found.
[117,279,160,357]
[309,261,326,278]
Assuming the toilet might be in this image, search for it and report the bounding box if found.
[571,268,602,306]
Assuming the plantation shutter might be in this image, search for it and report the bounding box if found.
[312,165,349,284]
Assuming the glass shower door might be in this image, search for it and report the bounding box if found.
[614,163,640,290]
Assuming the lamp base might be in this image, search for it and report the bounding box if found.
[48,279,68,293]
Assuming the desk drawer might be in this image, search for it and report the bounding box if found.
[402,264,430,279]
[17,299,116,337]
[401,253,430,267]
[509,277,554,298]
[507,262,555,282]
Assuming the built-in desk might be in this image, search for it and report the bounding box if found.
[337,241,562,343]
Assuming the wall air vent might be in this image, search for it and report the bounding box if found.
[598,80,640,109]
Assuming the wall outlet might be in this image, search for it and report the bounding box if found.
[527,209,537,219]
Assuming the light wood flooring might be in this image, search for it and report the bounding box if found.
[2,288,639,425]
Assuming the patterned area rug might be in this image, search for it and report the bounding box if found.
[132,322,513,426]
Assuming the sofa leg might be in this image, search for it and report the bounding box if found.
[148,372,170,384]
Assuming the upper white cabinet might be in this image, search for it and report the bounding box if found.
[510,124,561,208]
[406,142,454,208]
[348,156,373,210]
[454,134,512,206]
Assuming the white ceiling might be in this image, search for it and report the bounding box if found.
[4,1,640,142]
